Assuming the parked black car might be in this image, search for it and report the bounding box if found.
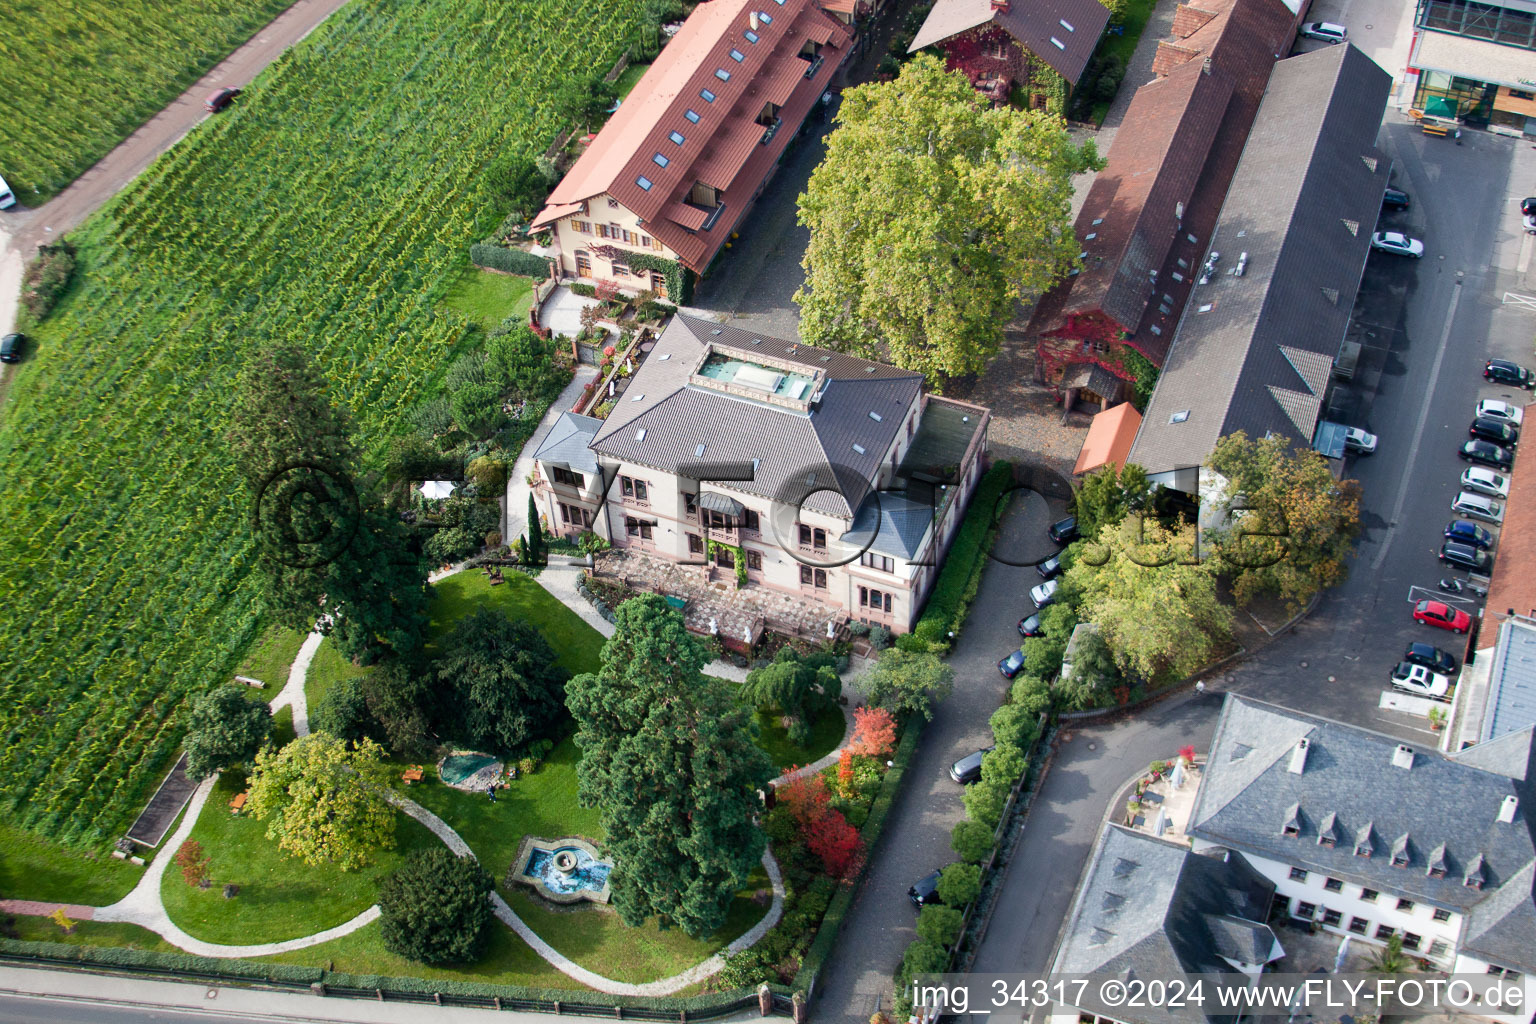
[1460,440,1515,470]
[908,869,943,908]
[1049,516,1079,544]
[1439,540,1492,572]
[1470,417,1519,448]
[1403,641,1457,675]
[0,332,23,364]
[1485,359,1536,388]
[1444,520,1495,550]
[949,747,993,785]
[1037,554,1063,579]
[999,649,1026,678]
[1018,614,1045,638]
[1382,187,1410,210]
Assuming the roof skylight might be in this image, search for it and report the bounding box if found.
[700,88,716,102]
[730,48,745,61]
[636,176,653,190]
[744,29,759,42]
[653,152,670,167]
[685,108,701,122]
[715,68,731,81]
[669,130,685,144]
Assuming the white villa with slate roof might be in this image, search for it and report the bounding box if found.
[1188,696,1536,1022]
[1052,694,1536,1024]
[528,315,990,633]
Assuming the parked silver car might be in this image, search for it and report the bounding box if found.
[1451,491,1504,524]
[1460,466,1510,499]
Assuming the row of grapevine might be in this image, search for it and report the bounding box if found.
[0,0,645,843]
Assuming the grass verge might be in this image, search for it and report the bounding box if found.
[442,266,536,329]
[0,823,142,906]
[160,774,440,945]
[234,626,308,696]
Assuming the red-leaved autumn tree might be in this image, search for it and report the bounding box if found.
[175,839,210,888]
[805,807,865,880]
[848,707,896,758]
[836,748,856,799]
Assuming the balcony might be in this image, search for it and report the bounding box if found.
[759,116,783,146]
[802,53,825,79]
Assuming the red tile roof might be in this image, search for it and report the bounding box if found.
[1484,411,1536,634]
[1030,57,1232,342]
[1073,402,1142,475]
[534,0,851,272]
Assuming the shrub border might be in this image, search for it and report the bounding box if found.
[912,461,1014,653]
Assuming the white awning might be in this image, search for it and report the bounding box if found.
[421,480,457,500]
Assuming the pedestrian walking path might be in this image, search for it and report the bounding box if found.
[0,900,95,921]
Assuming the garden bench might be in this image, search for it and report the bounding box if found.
[402,767,425,785]
[228,792,248,814]
[1421,122,1454,138]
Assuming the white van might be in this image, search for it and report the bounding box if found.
[0,174,15,210]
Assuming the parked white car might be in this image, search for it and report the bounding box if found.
[1030,578,1059,609]
[0,173,15,211]
[1371,231,1424,258]
[1461,466,1510,498]
[1390,662,1451,699]
[1452,490,1504,524]
[1300,21,1347,43]
[1476,399,1524,426]
[1343,427,1377,454]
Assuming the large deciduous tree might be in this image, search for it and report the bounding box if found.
[1065,515,1233,683]
[566,595,774,937]
[740,647,842,745]
[184,686,272,781]
[794,54,1098,383]
[436,608,565,757]
[1206,431,1361,612]
[858,648,954,721]
[247,733,395,870]
[1071,463,1151,541]
[378,850,495,964]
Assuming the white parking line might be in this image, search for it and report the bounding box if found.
[1520,233,1533,275]
[1407,585,1474,606]
[1373,280,1464,572]
[1503,291,1536,312]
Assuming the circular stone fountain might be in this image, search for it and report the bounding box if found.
[510,836,613,904]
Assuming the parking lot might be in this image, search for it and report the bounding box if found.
[1226,116,1536,742]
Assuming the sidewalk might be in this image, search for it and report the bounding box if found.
[0,965,788,1024]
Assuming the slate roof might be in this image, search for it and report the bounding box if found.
[1128,43,1391,477]
[1030,58,1233,343]
[1054,825,1277,1024]
[532,0,851,272]
[843,492,935,558]
[908,0,1110,85]
[1188,696,1536,951]
[533,413,604,476]
[1482,617,1536,745]
[1461,859,1536,967]
[588,315,923,518]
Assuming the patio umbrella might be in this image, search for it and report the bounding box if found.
[1423,96,1459,119]
[421,480,456,500]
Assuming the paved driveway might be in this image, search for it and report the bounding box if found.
[814,481,1067,1024]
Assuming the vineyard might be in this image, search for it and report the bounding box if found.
[0,0,644,844]
[0,0,294,202]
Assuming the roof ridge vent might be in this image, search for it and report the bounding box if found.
[1392,744,1415,770]
[1288,737,1309,775]
[1498,794,1519,823]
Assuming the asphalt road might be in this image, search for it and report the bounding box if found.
[1224,118,1536,742]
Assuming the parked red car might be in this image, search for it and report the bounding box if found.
[205,87,241,113]
[1413,600,1470,634]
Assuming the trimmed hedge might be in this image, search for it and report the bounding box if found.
[795,715,924,989]
[913,461,1015,653]
[0,938,782,1013]
[469,242,554,278]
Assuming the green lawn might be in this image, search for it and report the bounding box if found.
[1088,0,1158,124]
[234,626,308,695]
[0,823,142,906]
[427,571,604,677]
[752,707,846,770]
[502,871,768,985]
[8,917,177,952]
[442,266,536,330]
[303,637,374,719]
[264,918,573,988]
[404,737,602,895]
[161,774,441,945]
[613,61,651,100]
